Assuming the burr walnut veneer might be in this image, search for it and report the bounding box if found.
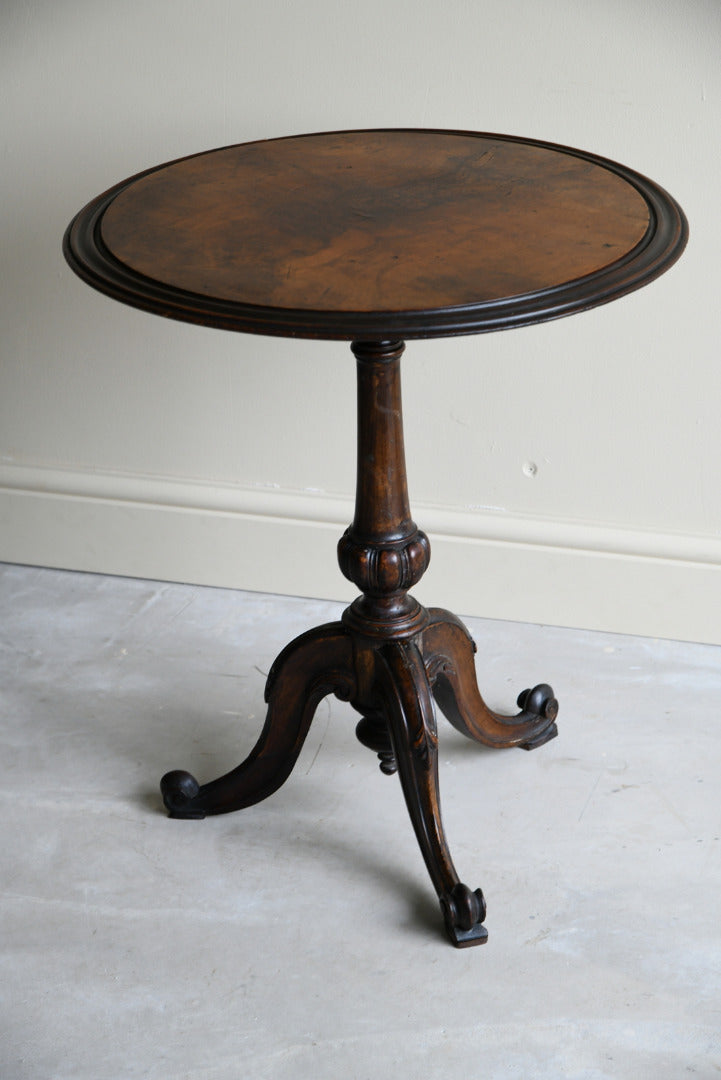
[64,129,687,947]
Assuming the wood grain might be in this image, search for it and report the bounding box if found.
[65,128,687,339]
[101,130,650,312]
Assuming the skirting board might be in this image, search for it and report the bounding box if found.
[2,463,721,645]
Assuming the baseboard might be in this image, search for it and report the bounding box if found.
[2,462,721,644]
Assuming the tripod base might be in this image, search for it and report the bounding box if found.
[161,602,557,947]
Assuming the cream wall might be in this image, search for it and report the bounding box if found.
[1,0,720,642]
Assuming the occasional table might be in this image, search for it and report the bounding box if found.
[64,129,687,946]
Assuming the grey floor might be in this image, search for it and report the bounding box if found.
[2,563,720,1079]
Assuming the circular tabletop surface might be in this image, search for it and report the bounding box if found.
[64,129,687,340]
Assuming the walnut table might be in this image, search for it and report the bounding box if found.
[64,129,687,947]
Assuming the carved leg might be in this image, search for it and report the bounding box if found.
[375,640,488,947]
[160,622,355,818]
[422,608,558,750]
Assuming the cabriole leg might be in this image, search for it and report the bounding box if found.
[375,640,488,947]
[160,622,355,818]
[423,608,558,750]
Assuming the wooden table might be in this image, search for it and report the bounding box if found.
[64,129,687,946]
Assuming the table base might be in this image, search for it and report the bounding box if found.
[161,599,557,947]
[160,339,557,948]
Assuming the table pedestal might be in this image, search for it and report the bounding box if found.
[160,340,558,947]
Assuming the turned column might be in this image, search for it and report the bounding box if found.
[337,340,432,772]
[337,340,431,635]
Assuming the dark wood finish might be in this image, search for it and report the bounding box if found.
[64,129,687,340]
[161,340,558,946]
[64,129,686,947]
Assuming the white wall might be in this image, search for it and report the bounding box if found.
[2,0,720,642]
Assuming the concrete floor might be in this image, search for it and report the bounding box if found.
[2,562,720,1078]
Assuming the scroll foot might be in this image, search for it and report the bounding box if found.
[516,684,559,749]
[161,769,205,819]
[440,883,488,947]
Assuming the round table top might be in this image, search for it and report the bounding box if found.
[64,128,687,340]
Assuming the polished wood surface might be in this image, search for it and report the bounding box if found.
[102,132,648,308]
[64,128,687,339]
